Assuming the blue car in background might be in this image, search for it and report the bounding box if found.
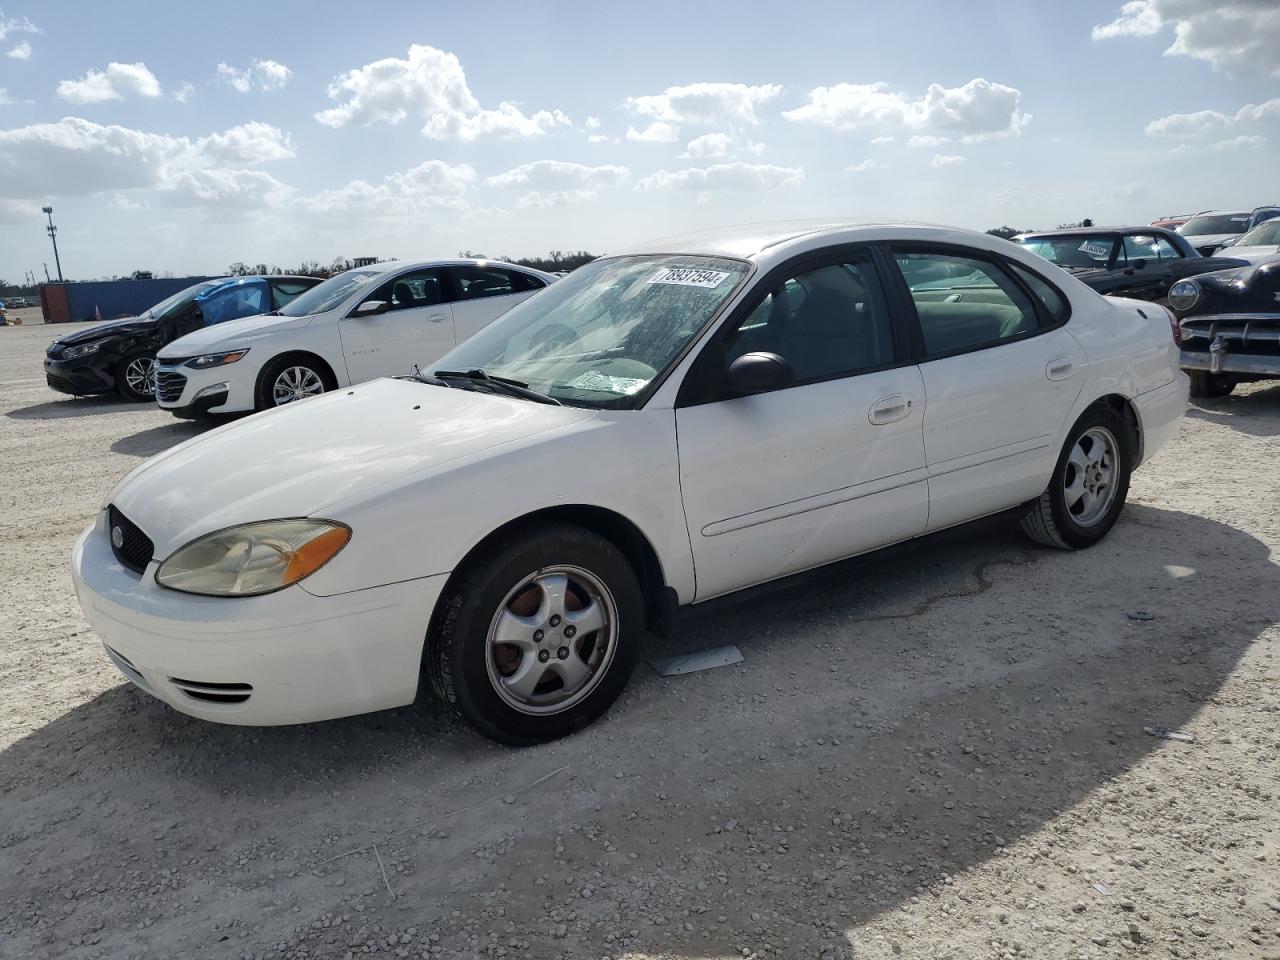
[43,275,321,401]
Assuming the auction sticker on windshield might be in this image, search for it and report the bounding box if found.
[647,267,731,288]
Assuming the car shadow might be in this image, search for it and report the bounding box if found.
[1,505,1274,959]
[109,420,213,457]
[1186,381,1280,438]
[4,396,155,420]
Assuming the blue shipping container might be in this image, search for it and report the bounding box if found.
[63,276,218,323]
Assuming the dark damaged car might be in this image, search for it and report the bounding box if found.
[1172,259,1280,398]
[1014,227,1247,306]
[44,276,320,401]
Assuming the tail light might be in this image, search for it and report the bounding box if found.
[1164,306,1182,345]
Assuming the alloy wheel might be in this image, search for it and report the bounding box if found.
[1063,426,1119,527]
[272,366,325,405]
[124,357,156,397]
[484,565,618,716]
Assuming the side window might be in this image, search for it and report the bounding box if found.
[1150,236,1182,260]
[1007,262,1068,323]
[201,282,267,325]
[893,250,1038,356]
[368,269,446,312]
[509,271,546,293]
[723,257,895,386]
[453,266,516,300]
[1123,234,1162,261]
[270,280,316,310]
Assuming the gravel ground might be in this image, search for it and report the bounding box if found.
[2,320,1278,960]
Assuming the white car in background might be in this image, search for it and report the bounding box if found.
[1213,218,1280,265]
[153,259,556,417]
[74,221,1186,744]
[1178,207,1280,256]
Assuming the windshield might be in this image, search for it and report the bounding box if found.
[278,269,381,317]
[1238,220,1280,246]
[142,280,228,320]
[1180,214,1249,236]
[432,255,751,408]
[1018,235,1117,268]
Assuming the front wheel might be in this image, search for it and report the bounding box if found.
[1188,370,1235,399]
[427,523,644,745]
[255,355,334,410]
[1021,404,1133,550]
[115,351,157,402]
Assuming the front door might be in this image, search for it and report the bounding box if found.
[676,249,929,601]
[338,267,455,384]
[887,246,1084,531]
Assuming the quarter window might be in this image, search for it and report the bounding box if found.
[1007,262,1068,323]
[893,250,1038,356]
[724,257,895,386]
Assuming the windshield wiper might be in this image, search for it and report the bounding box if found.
[433,368,562,406]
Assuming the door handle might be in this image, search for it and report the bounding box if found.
[1046,356,1075,381]
[425,314,448,323]
[868,394,912,425]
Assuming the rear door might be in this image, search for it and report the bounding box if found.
[885,245,1083,532]
[447,266,546,344]
[338,267,455,383]
[675,246,928,600]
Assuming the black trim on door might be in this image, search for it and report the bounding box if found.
[879,240,1073,364]
[674,243,918,408]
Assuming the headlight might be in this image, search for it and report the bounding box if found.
[186,349,249,369]
[155,519,350,597]
[61,341,100,360]
[1168,279,1200,312]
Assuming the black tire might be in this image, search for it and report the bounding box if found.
[1188,370,1235,399]
[427,522,645,745]
[254,354,336,411]
[1021,403,1134,550]
[114,350,157,402]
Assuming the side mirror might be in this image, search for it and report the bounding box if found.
[351,300,388,318]
[725,352,792,397]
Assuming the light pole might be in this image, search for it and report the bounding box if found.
[41,206,63,282]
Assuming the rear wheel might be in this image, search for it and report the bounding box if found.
[1021,404,1133,550]
[427,522,644,745]
[1188,370,1235,398]
[115,351,156,402]
[255,355,335,410]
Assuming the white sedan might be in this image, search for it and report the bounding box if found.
[153,258,556,416]
[73,221,1187,744]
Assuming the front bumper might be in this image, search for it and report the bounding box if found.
[72,512,448,725]
[44,355,115,396]
[1180,349,1280,377]
[154,358,258,415]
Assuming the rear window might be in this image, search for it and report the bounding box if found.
[1180,214,1249,236]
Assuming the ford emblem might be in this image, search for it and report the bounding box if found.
[111,526,124,549]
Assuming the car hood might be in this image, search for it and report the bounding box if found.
[1181,232,1239,249]
[54,315,155,346]
[106,377,597,558]
[157,311,318,359]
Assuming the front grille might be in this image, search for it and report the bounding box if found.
[1181,316,1280,357]
[107,505,154,575]
[168,677,253,705]
[155,369,187,403]
[46,373,72,391]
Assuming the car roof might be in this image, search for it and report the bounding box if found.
[348,258,556,279]
[1015,226,1178,238]
[603,218,1006,261]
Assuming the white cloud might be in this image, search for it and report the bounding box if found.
[1145,97,1280,137]
[625,82,781,128]
[315,44,570,141]
[847,159,882,173]
[637,161,804,192]
[172,82,194,104]
[1211,133,1266,149]
[907,134,948,147]
[681,132,733,158]
[217,58,293,94]
[626,121,679,143]
[871,135,895,144]
[587,133,614,144]
[56,62,162,104]
[0,12,39,41]
[488,159,629,209]
[930,154,966,167]
[584,115,601,129]
[295,160,475,220]
[161,168,288,210]
[783,78,1030,142]
[7,39,30,60]
[0,88,11,106]
[0,117,294,203]
[1093,1,1280,77]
